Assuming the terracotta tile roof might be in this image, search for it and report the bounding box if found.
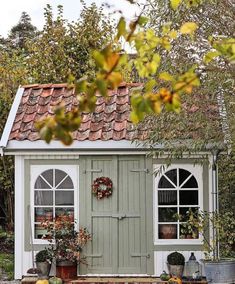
[9,83,151,142]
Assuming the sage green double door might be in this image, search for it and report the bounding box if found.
[80,156,153,275]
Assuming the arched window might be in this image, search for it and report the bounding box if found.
[155,166,202,242]
[33,167,76,240]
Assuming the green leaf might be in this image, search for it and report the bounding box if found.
[159,72,174,81]
[117,17,126,39]
[138,16,148,26]
[96,79,108,97]
[93,50,105,68]
[203,51,220,64]
[170,0,182,10]
[180,22,198,34]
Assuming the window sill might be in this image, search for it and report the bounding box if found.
[154,239,203,246]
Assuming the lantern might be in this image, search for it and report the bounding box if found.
[184,252,201,279]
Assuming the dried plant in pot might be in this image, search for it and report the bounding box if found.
[42,215,91,280]
[167,251,185,278]
[184,210,235,283]
[35,249,52,279]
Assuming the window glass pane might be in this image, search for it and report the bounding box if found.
[158,176,175,188]
[158,208,177,222]
[179,207,198,221]
[35,224,47,239]
[55,191,74,205]
[179,190,198,205]
[181,176,198,188]
[35,176,51,189]
[35,207,53,222]
[55,208,74,222]
[180,223,199,239]
[55,169,67,187]
[56,176,74,189]
[41,170,53,187]
[165,169,177,186]
[159,224,177,239]
[34,191,53,205]
[179,169,191,186]
[158,190,177,205]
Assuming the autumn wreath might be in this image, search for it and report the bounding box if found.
[92,177,113,199]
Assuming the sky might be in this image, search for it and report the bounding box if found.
[0,0,142,37]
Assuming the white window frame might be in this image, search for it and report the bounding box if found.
[153,164,203,245]
[30,164,79,245]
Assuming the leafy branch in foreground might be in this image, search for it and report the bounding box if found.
[36,0,234,145]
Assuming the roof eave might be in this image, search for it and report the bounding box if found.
[0,86,25,149]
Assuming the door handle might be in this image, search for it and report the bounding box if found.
[112,214,126,220]
[118,215,126,220]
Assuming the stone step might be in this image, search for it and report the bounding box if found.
[21,277,208,284]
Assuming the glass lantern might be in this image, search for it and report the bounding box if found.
[184,252,201,279]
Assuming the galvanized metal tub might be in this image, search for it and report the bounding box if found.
[203,259,235,283]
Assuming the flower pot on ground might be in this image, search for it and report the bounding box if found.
[35,249,52,279]
[167,251,185,278]
[42,215,91,280]
[56,260,77,279]
[184,210,235,283]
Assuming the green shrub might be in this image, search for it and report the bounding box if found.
[167,251,185,265]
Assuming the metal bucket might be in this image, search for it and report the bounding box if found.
[203,259,235,283]
[167,264,184,278]
[36,262,51,279]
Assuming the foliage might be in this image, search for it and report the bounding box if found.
[35,249,53,263]
[0,253,14,280]
[184,209,235,260]
[26,3,113,84]
[167,251,185,265]
[35,0,235,146]
[41,216,91,263]
[8,11,37,51]
[0,2,114,229]
[144,0,234,149]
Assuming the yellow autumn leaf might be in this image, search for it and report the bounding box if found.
[180,22,198,34]
[170,0,181,10]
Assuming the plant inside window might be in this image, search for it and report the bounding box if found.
[157,168,199,240]
[33,169,75,240]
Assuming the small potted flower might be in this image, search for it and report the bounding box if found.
[35,249,52,279]
[42,215,91,280]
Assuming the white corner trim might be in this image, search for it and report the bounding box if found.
[0,87,24,148]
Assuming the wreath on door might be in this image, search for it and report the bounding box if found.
[92,177,113,199]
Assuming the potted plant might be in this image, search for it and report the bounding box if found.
[167,251,185,278]
[42,215,91,280]
[35,249,52,279]
[185,209,235,283]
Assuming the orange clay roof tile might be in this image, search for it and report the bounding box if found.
[9,83,147,142]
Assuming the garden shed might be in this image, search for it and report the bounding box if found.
[0,83,228,279]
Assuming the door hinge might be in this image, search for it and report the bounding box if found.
[85,253,102,258]
[83,169,102,174]
[131,253,150,258]
[130,169,149,173]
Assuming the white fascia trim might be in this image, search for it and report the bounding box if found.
[0,87,24,148]
[6,139,150,150]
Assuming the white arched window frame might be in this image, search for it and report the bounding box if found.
[154,164,203,245]
[30,165,78,244]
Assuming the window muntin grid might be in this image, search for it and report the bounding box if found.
[157,168,199,240]
[33,168,75,240]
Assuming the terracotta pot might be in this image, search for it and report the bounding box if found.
[159,224,177,239]
[56,261,77,280]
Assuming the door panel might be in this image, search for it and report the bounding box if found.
[80,156,152,275]
[118,157,147,273]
